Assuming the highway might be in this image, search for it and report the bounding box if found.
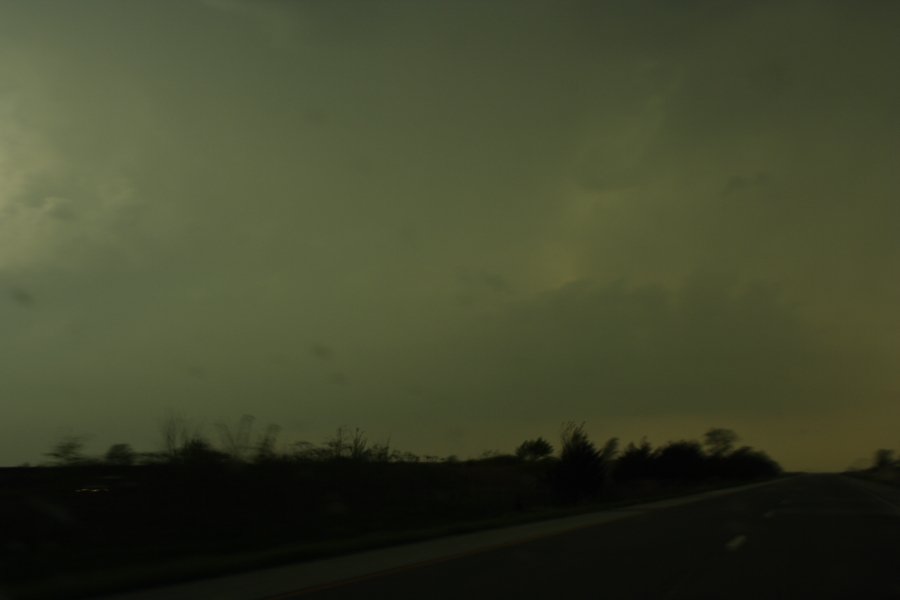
[100,474,900,600]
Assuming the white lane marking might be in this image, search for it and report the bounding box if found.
[725,534,747,551]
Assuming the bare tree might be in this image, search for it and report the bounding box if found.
[254,423,281,461]
[160,412,180,457]
[324,426,348,459]
[159,411,205,459]
[368,436,392,462]
[348,427,369,460]
[323,426,370,460]
[216,414,256,461]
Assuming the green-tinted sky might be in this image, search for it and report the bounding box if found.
[2,1,898,470]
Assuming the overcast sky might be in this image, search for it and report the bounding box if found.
[1,1,898,470]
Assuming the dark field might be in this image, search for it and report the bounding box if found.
[0,449,779,599]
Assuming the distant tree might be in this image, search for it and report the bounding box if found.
[105,443,137,466]
[390,450,421,463]
[254,424,281,462]
[316,427,372,461]
[614,438,655,482]
[477,449,505,460]
[323,427,349,459]
[474,450,519,465]
[367,439,392,463]
[216,414,256,461]
[176,437,228,465]
[46,435,88,466]
[873,449,896,470]
[515,437,554,461]
[159,411,203,458]
[154,411,226,465]
[291,440,328,461]
[135,451,168,465]
[722,446,782,479]
[348,427,369,460]
[655,440,707,480]
[598,436,619,463]
[704,428,739,456]
[160,412,181,457]
[552,422,609,502]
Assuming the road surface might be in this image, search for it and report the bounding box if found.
[100,474,900,599]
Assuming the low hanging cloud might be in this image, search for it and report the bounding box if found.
[402,275,880,423]
[8,287,35,308]
[0,1,898,469]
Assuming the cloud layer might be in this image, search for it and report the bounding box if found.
[1,1,898,469]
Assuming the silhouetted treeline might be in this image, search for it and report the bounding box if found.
[1,419,781,595]
[40,418,780,478]
[547,424,780,502]
[35,420,782,508]
[615,439,781,483]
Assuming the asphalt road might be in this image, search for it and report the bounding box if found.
[101,474,900,600]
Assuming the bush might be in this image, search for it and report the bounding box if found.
[654,440,706,480]
[551,423,613,502]
[174,438,230,465]
[721,447,781,479]
[515,438,554,461]
[614,439,655,482]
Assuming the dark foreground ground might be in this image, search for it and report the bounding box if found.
[0,459,777,599]
[93,474,900,600]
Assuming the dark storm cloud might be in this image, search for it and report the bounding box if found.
[311,344,334,361]
[456,269,513,296]
[185,365,208,380]
[8,287,35,307]
[0,1,898,469]
[407,276,866,422]
[722,173,769,196]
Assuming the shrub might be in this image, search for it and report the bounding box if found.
[551,422,612,502]
[614,439,655,482]
[654,440,707,480]
[515,437,554,461]
[722,447,782,479]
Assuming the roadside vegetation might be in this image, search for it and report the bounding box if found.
[0,417,780,598]
[848,447,900,487]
